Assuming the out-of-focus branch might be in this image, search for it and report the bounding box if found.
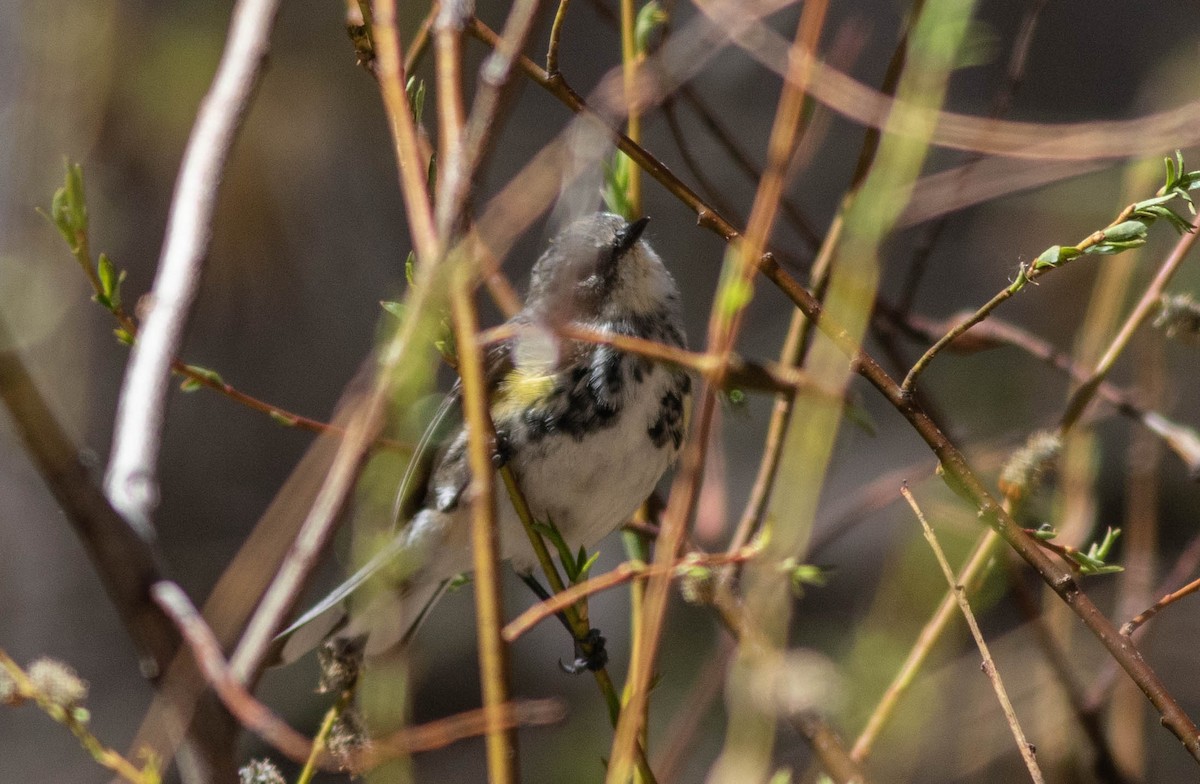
[0,316,237,781]
[106,0,282,539]
[152,582,565,771]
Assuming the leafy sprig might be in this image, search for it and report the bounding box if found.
[1029,525,1124,576]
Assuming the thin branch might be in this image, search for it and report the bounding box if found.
[478,320,833,396]
[790,713,874,784]
[501,548,757,642]
[450,267,517,783]
[903,485,1045,784]
[1060,211,1200,432]
[546,0,571,75]
[1122,576,1200,636]
[105,0,282,538]
[436,0,547,238]
[850,529,1001,761]
[433,0,468,197]
[372,0,439,262]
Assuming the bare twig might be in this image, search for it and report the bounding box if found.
[903,486,1045,784]
[850,528,1000,760]
[105,0,282,538]
[546,0,571,75]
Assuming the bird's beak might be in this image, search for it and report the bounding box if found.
[616,216,651,253]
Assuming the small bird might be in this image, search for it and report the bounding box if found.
[280,212,690,664]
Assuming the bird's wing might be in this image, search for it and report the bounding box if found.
[275,331,520,662]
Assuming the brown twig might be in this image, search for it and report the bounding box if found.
[152,582,564,770]
[1121,576,1200,637]
[501,548,757,642]
[545,0,571,75]
[478,320,831,397]
[850,528,1001,761]
[106,0,283,539]
[903,485,1045,783]
[437,0,547,240]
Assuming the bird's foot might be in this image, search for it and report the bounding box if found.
[559,628,608,674]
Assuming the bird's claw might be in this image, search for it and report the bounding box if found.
[558,628,608,674]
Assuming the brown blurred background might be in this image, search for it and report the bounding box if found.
[4,0,1200,781]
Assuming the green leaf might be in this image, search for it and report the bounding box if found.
[65,162,87,233]
[114,328,135,346]
[269,410,299,427]
[1032,245,1081,270]
[634,1,668,53]
[576,550,602,583]
[406,77,426,124]
[718,276,753,316]
[602,154,634,220]
[179,364,224,392]
[381,300,406,319]
[427,151,438,201]
[404,252,416,285]
[97,253,122,308]
[1102,220,1148,244]
[532,519,577,579]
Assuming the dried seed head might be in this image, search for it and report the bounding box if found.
[1154,293,1200,343]
[999,430,1062,502]
[0,667,16,704]
[27,658,88,707]
[328,706,371,772]
[318,637,365,694]
[238,758,285,784]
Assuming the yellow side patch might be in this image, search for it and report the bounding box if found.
[493,368,557,418]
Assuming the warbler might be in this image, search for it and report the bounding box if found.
[280,212,690,663]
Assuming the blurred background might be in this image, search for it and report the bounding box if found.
[3,0,1200,781]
